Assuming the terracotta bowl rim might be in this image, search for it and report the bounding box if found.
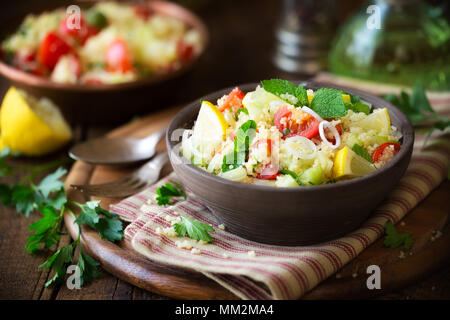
[0,0,209,92]
[167,80,415,193]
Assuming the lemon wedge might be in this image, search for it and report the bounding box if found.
[307,93,351,104]
[333,146,376,179]
[352,108,391,135]
[191,100,227,161]
[0,87,72,156]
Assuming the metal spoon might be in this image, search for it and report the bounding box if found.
[69,128,166,165]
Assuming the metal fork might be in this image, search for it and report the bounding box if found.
[71,152,169,198]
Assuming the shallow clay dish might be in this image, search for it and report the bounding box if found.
[166,81,414,246]
[0,0,209,124]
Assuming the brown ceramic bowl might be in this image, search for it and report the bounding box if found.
[0,0,209,124]
[166,81,414,246]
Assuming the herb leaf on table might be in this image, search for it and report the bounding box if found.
[173,217,215,242]
[0,150,123,288]
[155,180,187,206]
[381,80,449,146]
[384,220,413,250]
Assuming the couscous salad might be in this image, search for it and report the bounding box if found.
[182,79,402,187]
[1,1,203,84]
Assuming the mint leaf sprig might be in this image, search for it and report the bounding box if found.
[261,79,308,107]
[381,80,449,146]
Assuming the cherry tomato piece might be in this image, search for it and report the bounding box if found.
[177,40,194,63]
[59,16,99,45]
[105,39,133,73]
[218,87,245,113]
[38,32,72,70]
[372,142,401,163]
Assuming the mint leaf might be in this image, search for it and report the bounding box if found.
[280,169,304,186]
[344,101,370,115]
[295,85,309,107]
[310,88,347,118]
[383,220,413,250]
[352,144,373,163]
[173,217,215,242]
[261,79,308,107]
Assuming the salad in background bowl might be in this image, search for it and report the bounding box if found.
[1,1,204,85]
[166,80,414,245]
[0,1,209,124]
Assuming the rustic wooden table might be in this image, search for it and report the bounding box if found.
[0,0,449,300]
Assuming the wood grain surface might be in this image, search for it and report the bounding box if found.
[1,0,449,300]
[63,108,450,300]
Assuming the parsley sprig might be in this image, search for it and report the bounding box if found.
[381,80,449,146]
[0,149,123,287]
[156,180,187,206]
[383,220,413,250]
[173,217,215,242]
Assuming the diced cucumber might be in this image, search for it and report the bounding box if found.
[300,166,323,185]
[275,174,300,188]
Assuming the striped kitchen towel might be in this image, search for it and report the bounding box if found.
[111,78,450,300]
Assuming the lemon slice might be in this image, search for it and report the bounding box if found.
[333,146,376,179]
[352,108,391,135]
[307,93,351,104]
[191,101,227,161]
[0,87,72,156]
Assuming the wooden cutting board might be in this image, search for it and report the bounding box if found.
[64,106,450,299]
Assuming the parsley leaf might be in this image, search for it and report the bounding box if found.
[351,144,373,163]
[173,217,215,242]
[75,200,124,242]
[261,79,308,107]
[0,184,13,205]
[155,180,187,206]
[11,185,36,216]
[26,205,62,253]
[383,220,413,250]
[77,251,100,286]
[310,88,348,118]
[381,80,449,147]
[222,120,257,172]
[36,167,67,198]
[280,169,304,186]
[39,243,75,286]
